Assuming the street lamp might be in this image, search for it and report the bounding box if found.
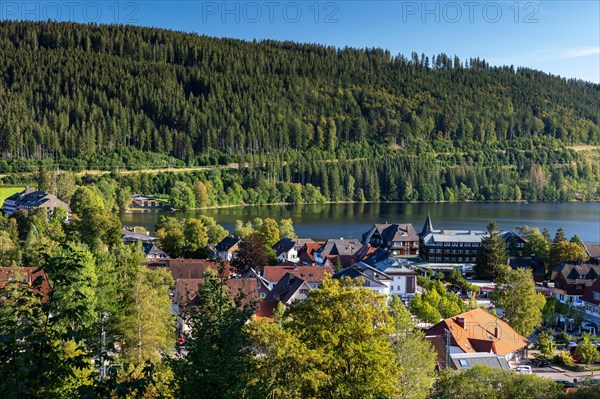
[99,311,109,381]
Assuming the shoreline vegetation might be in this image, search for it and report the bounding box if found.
[124,198,598,213]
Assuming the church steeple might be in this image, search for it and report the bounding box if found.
[420,213,433,236]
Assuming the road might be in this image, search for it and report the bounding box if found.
[530,364,599,383]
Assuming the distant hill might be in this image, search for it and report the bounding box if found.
[0,21,598,202]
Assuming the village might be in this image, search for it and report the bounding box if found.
[118,213,600,384]
[2,186,600,394]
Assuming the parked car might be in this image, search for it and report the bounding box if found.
[515,365,532,374]
[554,380,576,388]
[530,358,550,367]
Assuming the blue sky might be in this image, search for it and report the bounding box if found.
[3,1,599,82]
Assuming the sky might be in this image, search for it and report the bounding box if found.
[2,1,599,82]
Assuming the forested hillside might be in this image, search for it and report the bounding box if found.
[0,20,598,202]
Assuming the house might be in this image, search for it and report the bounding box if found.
[175,277,259,336]
[362,254,417,300]
[241,267,271,300]
[121,227,156,244]
[362,223,420,256]
[427,336,511,371]
[508,256,546,282]
[551,259,600,304]
[273,237,314,263]
[584,243,600,261]
[332,263,392,295]
[144,258,231,281]
[298,241,324,265]
[313,239,369,267]
[264,273,312,305]
[581,278,600,318]
[418,214,525,264]
[0,267,50,299]
[214,236,241,261]
[2,186,70,216]
[425,308,529,363]
[263,265,333,289]
[130,194,169,209]
[142,242,168,260]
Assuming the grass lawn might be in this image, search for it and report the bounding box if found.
[0,187,25,205]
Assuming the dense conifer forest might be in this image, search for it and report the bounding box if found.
[0,21,598,203]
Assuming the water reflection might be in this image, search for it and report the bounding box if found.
[120,202,600,243]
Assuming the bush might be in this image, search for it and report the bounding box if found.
[558,350,575,367]
[537,331,554,356]
[555,331,572,343]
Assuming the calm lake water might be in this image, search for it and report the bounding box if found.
[120,202,600,244]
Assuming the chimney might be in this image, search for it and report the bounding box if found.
[456,317,466,329]
[494,319,499,338]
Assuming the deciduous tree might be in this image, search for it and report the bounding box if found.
[491,268,545,336]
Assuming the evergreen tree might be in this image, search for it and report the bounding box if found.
[175,269,255,399]
[474,221,509,280]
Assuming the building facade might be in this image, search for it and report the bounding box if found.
[362,223,420,256]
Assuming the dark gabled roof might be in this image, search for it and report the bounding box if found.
[508,256,546,276]
[316,239,365,257]
[142,242,168,257]
[273,237,296,255]
[380,223,419,242]
[332,263,392,286]
[265,273,309,303]
[582,278,600,305]
[584,243,600,259]
[241,267,271,289]
[272,237,314,256]
[215,236,241,252]
[122,227,156,243]
[362,248,391,266]
[365,223,419,243]
[553,259,600,283]
[3,186,70,212]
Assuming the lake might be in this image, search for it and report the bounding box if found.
[120,202,600,244]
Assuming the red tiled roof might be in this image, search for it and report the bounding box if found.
[175,277,259,310]
[145,259,230,280]
[0,267,50,299]
[425,308,528,357]
[255,300,278,320]
[263,265,333,284]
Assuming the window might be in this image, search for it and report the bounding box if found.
[257,282,261,289]
[300,289,308,294]
[309,273,314,277]
[406,276,416,293]
[300,273,305,277]
[459,359,469,367]
[594,292,600,301]
[260,293,266,299]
